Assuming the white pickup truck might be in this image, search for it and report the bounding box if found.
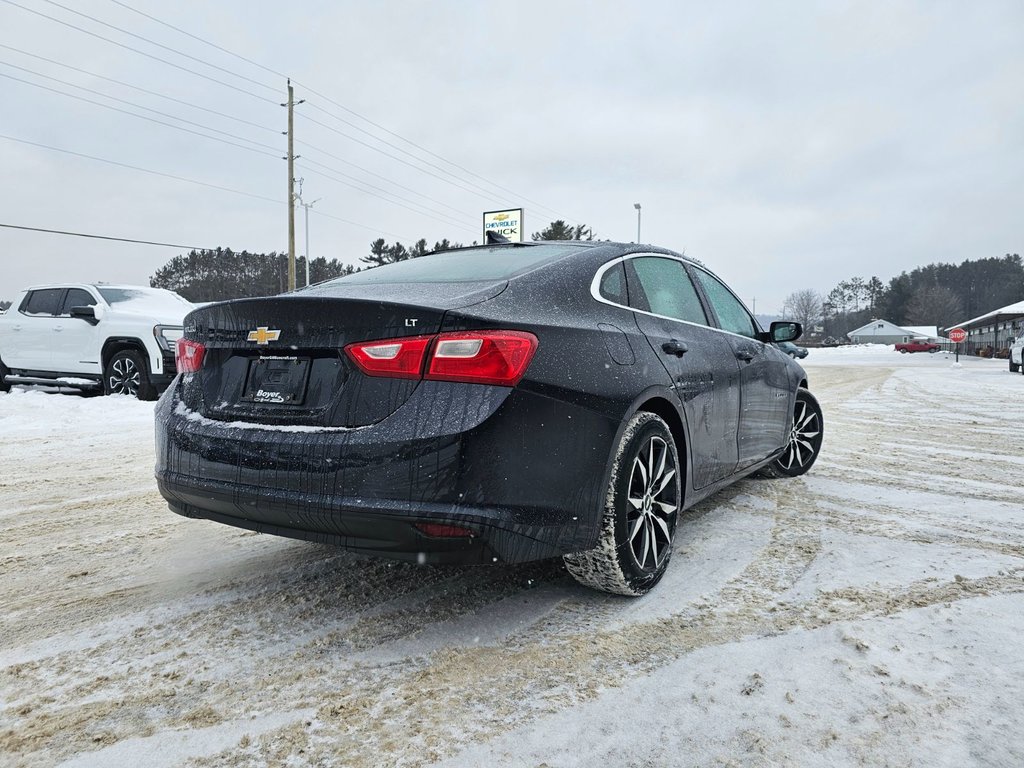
[0,284,192,399]
[1011,331,1024,375]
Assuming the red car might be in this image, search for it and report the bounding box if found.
[895,340,939,353]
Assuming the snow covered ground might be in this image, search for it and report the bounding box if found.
[2,345,1022,767]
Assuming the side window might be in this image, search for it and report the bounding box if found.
[21,288,64,316]
[627,257,708,325]
[598,261,628,305]
[60,288,96,315]
[693,269,758,338]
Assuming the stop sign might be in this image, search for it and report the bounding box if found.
[948,327,967,343]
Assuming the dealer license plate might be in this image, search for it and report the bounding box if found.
[242,357,310,405]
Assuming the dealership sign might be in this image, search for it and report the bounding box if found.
[483,208,524,243]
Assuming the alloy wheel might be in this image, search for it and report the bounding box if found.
[108,356,140,396]
[626,436,678,571]
[780,398,821,470]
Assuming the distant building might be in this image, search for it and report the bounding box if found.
[846,319,943,345]
[946,299,1024,354]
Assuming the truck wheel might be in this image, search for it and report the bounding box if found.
[900,349,907,354]
[104,349,157,400]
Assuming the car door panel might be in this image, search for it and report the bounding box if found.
[690,268,790,467]
[622,256,741,489]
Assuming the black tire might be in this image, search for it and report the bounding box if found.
[563,412,681,596]
[929,348,936,353]
[104,349,157,400]
[0,358,10,393]
[900,349,908,354]
[1010,359,1020,373]
[760,388,823,478]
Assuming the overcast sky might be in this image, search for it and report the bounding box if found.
[1,0,1022,312]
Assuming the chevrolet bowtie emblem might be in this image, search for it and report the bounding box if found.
[247,327,281,345]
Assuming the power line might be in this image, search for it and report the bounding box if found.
[0,133,282,203]
[0,61,281,151]
[38,0,279,93]
[295,146,480,223]
[107,0,287,81]
[298,111,506,203]
[0,222,210,250]
[1,70,281,158]
[101,0,576,222]
[0,0,277,104]
[0,134,415,241]
[0,43,279,135]
[296,161,479,234]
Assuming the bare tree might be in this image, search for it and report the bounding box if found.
[906,286,964,330]
[783,289,824,331]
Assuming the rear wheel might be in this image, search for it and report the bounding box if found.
[761,388,823,478]
[564,412,680,596]
[104,349,156,400]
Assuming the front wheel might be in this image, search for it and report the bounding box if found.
[1011,359,1021,373]
[104,349,157,400]
[761,388,823,478]
[0,359,10,393]
[564,412,681,596]
[899,349,908,354]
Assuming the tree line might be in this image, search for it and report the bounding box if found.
[149,220,595,301]
[783,253,1024,338]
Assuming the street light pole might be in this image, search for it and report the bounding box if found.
[633,203,641,244]
[301,196,320,287]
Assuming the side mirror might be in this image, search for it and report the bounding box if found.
[770,321,802,343]
[70,305,100,325]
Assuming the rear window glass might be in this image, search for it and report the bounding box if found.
[628,257,708,325]
[321,244,583,285]
[22,288,63,316]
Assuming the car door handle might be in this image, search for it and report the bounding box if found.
[735,349,754,362]
[53,325,63,332]
[661,340,688,357]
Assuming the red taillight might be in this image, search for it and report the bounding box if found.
[425,331,537,386]
[175,338,205,373]
[345,330,538,387]
[414,522,475,538]
[344,335,433,379]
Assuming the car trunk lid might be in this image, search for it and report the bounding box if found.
[179,281,505,427]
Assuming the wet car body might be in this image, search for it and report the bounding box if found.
[155,242,811,575]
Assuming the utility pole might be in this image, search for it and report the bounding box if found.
[282,80,304,292]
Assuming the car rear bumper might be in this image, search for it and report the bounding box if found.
[154,380,619,564]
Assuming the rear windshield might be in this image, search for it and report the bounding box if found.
[321,244,585,285]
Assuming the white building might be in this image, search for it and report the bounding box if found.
[846,320,942,345]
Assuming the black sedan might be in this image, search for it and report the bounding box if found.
[155,242,823,595]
